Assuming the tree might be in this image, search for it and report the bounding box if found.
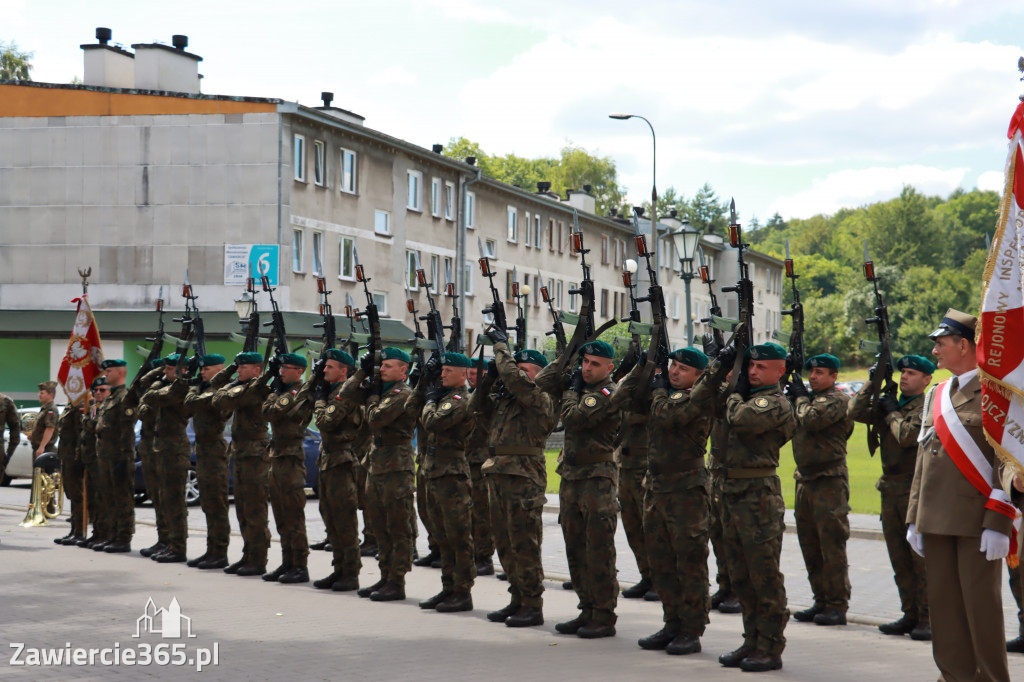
[639,186,689,222]
[685,183,729,235]
[0,41,33,81]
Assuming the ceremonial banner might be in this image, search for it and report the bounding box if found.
[978,100,1024,473]
[57,296,106,406]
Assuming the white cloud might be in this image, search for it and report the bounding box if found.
[977,170,1004,193]
[369,65,417,87]
[769,165,968,218]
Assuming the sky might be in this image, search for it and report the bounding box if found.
[6,0,1024,223]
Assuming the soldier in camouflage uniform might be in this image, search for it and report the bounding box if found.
[55,401,84,545]
[466,360,495,575]
[355,419,377,557]
[616,397,652,600]
[213,352,272,576]
[311,349,363,592]
[699,342,795,672]
[786,354,854,626]
[413,416,440,569]
[184,354,235,569]
[261,352,315,584]
[353,347,419,602]
[410,352,477,613]
[30,381,58,457]
[77,378,109,548]
[554,339,622,639]
[0,391,19,484]
[131,361,167,557]
[849,354,933,639]
[708,411,740,613]
[618,348,714,654]
[473,336,556,628]
[94,359,137,553]
[141,354,194,563]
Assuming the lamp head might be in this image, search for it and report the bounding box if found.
[608,112,633,120]
[624,258,638,275]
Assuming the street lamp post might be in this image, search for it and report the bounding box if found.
[609,112,657,267]
[668,219,703,345]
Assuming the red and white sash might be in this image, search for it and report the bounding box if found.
[932,378,1018,524]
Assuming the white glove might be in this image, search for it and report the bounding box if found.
[906,524,925,557]
[979,529,1011,561]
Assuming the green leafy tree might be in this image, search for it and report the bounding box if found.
[0,41,33,81]
[685,183,729,235]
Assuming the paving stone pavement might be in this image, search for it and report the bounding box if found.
[2,483,1023,680]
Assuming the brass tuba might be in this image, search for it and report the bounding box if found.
[19,453,63,527]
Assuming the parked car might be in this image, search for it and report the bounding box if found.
[835,381,865,398]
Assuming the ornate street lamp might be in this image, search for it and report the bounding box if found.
[668,219,703,344]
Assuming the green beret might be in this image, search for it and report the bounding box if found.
[278,352,308,368]
[805,354,840,372]
[897,355,936,375]
[441,352,473,368]
[514,349,548,368]
[150,358,164,368]
[90,377,108,389]
[381,347,412,365]
[668,346,708,370]
[323,348,355,366]
[234,351,263,366]
[162,353,182,366]
[100,359,126,369]
[199,353,226,367]
[745,343,787,361]
[579,340,615,359]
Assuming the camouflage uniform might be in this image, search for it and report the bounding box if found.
[471,341,556,610]
[360,372,418,587]
[465,399,494,563]
[616,410,651,586]
[57,404,84,535]
[354,424,376,548]
[132,369,166,545]
[616,366,713,636]
[849,383,928,625]
[791,387,854,614]
[0,393,19,483]
[78,403,105,541]
[94,384,136,544]
[30,399,58,454]
[263,379,314,569]
[694,368,795,656]
[143,377,192,556]
[558,376,622,626]
[212,376,271,568]
[314,375,365,579]
[415,423,436,558]
[184,366,234,559]
[708,415,732,598]
[410,384,476,595]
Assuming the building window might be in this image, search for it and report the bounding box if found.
[429,254,440,294]
[601,235,609,264]
[312,231,324,276]
[313,140,326,186]
[600,289,609,317]
[613,290,620,319]
[484,239,496,259]
[533,275,540,308]
[443,257,453,286]
[431,177,442,217]
[444,182,455,221]
[407,170,422,211]
[672,293,680,320]
[568,282,578,313]
[558,221,565,253]
[463,262,475,296]
[293,135,306,182]
[533,215,542,249]
[340,148,357,193]
[505,270,514,303]
[406,250,420,290]
[524,212,532,247]
[339,236,355,280]
[373,291,389,316]
[507,206,518,243]
[374,210,390,235]
[292,229,304,272]
[556,280,563,309]
[465,191,476,228]
[548,219,555,251]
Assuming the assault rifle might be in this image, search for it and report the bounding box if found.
[720,200,754,395]
[353,246,382,371]
[416,256,447,360]
[172,273,206,382]
[260,274,290,356]
[612,218,648,383]
[631,207,672,406]
[698,249,727,354]
[404,279,429,387]
[538,271,568,355]
[235,276,261,353]
[129,288,165,391]
[860,242,897,456]
[342,292,364,359]
[444,279,463,353]
[510,266,529,351]
[477,237,509,338]
[309,276,337,389]
[775,240,805,388]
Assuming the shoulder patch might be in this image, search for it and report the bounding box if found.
[382,397,392,406]
[278,396,292,406]
[453,394,462,400]
[326,404,337,414]
[440,401,453,411]
[754,397,770,408]
[230,385,245,395]
[814,396,829,403]
[583,395,598,408]
[670,391,684,400]
[601,387,611,396]
[124,407,135,416]
[393,388,401,394]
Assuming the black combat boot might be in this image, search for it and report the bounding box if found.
[309,537,330,551]
[369,581,406,601]
[813,608,846,626]
[878,613,916,635]
[357,578,385,598]
[487,602,519,623]
[719,644,755,668]
[738,650,783,672]
[224,559,246,574]
[413,549,440,567]
[435,592,473,613]
[555,614,587,635]
[577,620,616,639]
[793,604,823,622]
[187,553,209,568]
[621,576,652,599]
[505,606,543,627]
[638,626,678,650]
[331,576,359,592]
[666,633,701,655]
[419,590,451,609]
[475,556,494,576]
[261,564,293,582]
[278,567,309,584]
[314,571,342,590]
[198,556,228,570]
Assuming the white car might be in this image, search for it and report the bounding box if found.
[1,407,62,484]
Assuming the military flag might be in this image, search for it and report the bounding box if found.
[57,296,106,406]
[978,100,1024,473]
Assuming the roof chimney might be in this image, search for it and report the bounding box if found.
[132,35,202,93]
[172,34,188,50]
[565,187,596,214]
[466,156,477,166]
[536,181,551,193]
[432,144,444,154]
[313,93,366,126]
[321,91,334,107]
[82,27,135,89]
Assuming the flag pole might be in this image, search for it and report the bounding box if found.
[77,267,90,538]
